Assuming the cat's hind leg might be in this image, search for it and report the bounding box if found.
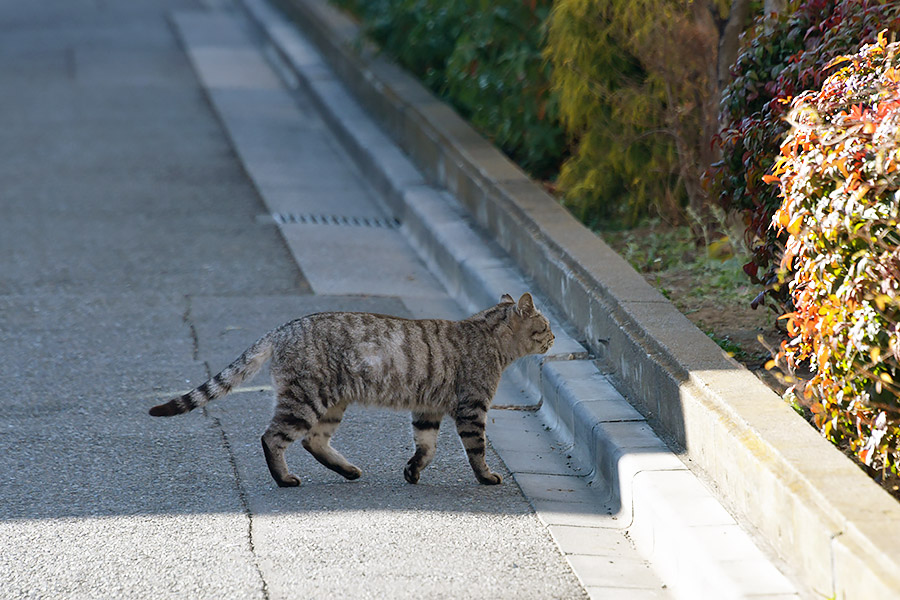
[403,411,442,484]
[454,404,502,485]
[301,401,362,480]
[261,389,326,487]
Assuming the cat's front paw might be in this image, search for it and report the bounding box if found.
[477,472,502,485]
[275,474,301,488]
[403,463,420,484]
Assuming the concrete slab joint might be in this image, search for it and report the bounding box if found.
[236,0,900,598]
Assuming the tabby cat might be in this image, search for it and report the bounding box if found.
[150,293,554,487]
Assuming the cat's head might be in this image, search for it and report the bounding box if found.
[500,293,554,356]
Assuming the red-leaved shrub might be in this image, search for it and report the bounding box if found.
[773,33,900,473]
[712,0,899,310]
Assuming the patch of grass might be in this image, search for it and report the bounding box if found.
[704,332,770,364]
[601,220,755,309]
[685,255,755,307]
[602,221,695,273]
[706,332,744,357]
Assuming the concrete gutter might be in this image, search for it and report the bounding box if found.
[240,0,900,597]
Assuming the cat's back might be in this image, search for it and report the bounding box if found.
[274,311,456,346]
[266,311,465,409]
[271,311,461,375]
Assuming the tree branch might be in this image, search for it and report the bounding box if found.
[718,0,752,91]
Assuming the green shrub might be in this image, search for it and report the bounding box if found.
[710,0,900,309]
[361,0,470,90]
[341,0,751,227]
[443,1,564,179]
[333,0,564,180]
[773,33,900,473]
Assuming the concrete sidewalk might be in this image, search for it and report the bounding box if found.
[0,1,663,598]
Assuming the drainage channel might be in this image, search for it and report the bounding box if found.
[271,212,401,229]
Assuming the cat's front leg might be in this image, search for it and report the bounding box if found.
[302,401,362,480]
[404,411,442,484]
[261,430,301,487]
[454,409,502,485]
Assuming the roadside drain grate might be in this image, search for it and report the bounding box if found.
[272,213,401,229]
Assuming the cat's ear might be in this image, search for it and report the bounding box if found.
[500,293,515,304]
[516,292,535,315]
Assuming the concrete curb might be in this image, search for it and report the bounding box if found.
[240,1,900,598]
[537,360,799,598]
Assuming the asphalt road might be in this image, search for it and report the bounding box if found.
[0,1,590,597]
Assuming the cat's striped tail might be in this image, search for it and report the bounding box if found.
[149,332,276,417]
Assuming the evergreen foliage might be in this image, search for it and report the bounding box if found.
[545,0,743,226]
[444,1,564,179]
[335,0,751,227]
[333,0,564,180]
[544,0,670,225]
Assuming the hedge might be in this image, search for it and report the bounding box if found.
[773,33,900,475]
[711,0,900,310]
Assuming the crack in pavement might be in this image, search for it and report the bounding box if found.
[184,294,271,600]
[206,405,272,600]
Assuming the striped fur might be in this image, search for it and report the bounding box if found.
[149,334,275,416]
[150,293,554,488]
